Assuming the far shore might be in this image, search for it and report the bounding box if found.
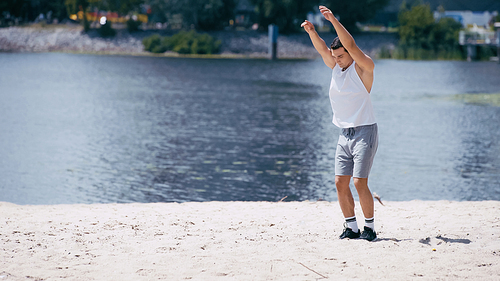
[1,200,499,280]
[6,49,313,60]
[0,25,398,59]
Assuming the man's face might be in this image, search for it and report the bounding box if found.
[331,47,353,69]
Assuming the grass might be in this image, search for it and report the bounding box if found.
[447,93,500,107]
[11,23,81,30]
[360,25,398,33]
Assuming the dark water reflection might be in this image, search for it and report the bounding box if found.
[0,54,499,204]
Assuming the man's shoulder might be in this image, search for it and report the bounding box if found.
[354,55,374,73]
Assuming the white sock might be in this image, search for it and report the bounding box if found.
[345,216,358,233]
[365,217,375,231]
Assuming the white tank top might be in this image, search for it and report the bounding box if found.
[329,61,376,128]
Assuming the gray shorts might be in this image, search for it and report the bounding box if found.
[335,123,378,178]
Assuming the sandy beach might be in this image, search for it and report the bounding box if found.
[1,200,499,280]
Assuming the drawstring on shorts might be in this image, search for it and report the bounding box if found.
[343,127,355,138]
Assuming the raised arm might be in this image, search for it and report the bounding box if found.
[301,20,336,69]
[319,6,374,73]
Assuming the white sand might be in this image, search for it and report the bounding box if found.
[1,200,499,280]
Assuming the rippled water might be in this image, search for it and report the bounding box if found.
[0,53,499,204]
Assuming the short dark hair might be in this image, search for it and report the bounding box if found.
[330,37,348,53]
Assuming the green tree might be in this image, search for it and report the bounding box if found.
[398,2,435,49]
[396,2,463,60]
[146,0,236,31]
[0,0,25,20]
[324,0,390,32]
[1,0,68,23]
[196,0,235,30]
[46,0,69,21]
[65,0,94,31]
[146,0,168,23]
[250,0,317,34]
[103,0,144,15]
[432,17,462,52]
[65,0,88,16]
[65,0,143,17]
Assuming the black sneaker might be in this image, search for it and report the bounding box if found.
[339,224,361,239]
[360,226,377,241]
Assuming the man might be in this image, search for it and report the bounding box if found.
[301,6,379,241]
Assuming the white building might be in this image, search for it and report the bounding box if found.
[434,10,498,28]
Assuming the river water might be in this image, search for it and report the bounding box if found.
[0,53,499,204]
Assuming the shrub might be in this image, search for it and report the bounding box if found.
[99,21,116,37]
[378,45,392,59]
[142,31,221,55]
[164,31,195,54]
[192,33,221,54]
[477,45,496,61]
[142,34,163,53]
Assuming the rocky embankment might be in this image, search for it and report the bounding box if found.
[0,25,397,58]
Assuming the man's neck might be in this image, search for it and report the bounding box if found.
[342,60,353,72]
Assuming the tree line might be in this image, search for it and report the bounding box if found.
[3,0,483,60]
[1,0,68,23]
[0,0,144,24]
[1,0,390,33]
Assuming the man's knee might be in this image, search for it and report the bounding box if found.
[335,175,351,191]
[353,177,370,192]
[353,177,366,185]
